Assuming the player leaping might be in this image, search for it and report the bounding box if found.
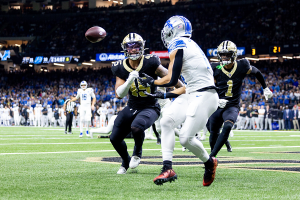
[207,40,273,157]
[69,81,96,138]
[110,33,183,174]
[139,16,219,186]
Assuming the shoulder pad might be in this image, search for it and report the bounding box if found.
[239,58,250,67]
[77,88,82,93]
[168,38,187,54]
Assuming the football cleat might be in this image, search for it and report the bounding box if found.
[154,167,177,185]
[203,157,218,186]
[182,147,186,152]
[86,131,90,137]
[79,133,83,138]
[200,135,206,141]
[117,166,127,174]
[68,132,72,134]
[129,156,141,169]
[64,131,67,134]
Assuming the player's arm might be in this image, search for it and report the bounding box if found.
[145,86,186,99]
[139,49,183,87]
[247,65,273,100]
[69,92,80,104]
[115,71,139,99]
[155,65,184,88]
[91,91,96,110]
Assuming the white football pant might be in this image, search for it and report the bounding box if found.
[161,90,218,162]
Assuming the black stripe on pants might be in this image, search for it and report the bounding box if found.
[65,113,73,132]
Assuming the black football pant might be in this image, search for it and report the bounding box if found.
[110,106,159,169]
[207,106,239,157]
[65,113,73,132]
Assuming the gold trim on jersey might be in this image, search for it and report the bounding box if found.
[221,61,237,78]
[246,65,252,74]
[123,55,145,72]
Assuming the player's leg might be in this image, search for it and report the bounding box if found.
[130,108,159,169]
[210,106,239,157]
[69,114,73,133]
[153,95,188,185]
[152,124,161,145]
[79,109,85,137]
[85,108,92,136]
[110,107,135,174]
[65,113,69,134]
[207,110,224,151]
[91,115,117,137]
[178,91,219,187]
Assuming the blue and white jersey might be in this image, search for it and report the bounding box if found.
[167,37,215,94]
[76,88,95,106]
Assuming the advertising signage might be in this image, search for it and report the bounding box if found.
[150,51,169,59]
[96,53,126,62]
[49,56,72,63]
[207,47,245,57]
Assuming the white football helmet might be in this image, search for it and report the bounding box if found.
[161,15,192,48]
[80,81,87,90]
[121,33,146,60]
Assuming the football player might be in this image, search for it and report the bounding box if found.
[139,16,219,186]
[207,40,273,157]
[69,81,96,137]
[110,33,183,174]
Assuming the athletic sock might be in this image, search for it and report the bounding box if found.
[163,160,172,170]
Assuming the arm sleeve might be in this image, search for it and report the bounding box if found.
[165,92,180,99]
[250,66,267,89]
[159,49,183,87]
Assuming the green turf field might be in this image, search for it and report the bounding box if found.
[0,127,300,200]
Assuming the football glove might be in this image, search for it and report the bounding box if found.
[144,91,165,99]
[263,87,273,100]
[218,99,229,108]
[128,71,139,80]
[138,73,155,87]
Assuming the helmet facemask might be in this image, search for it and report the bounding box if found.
[80,81,87,90]
[217,51,237,66]
[122,41,144,61]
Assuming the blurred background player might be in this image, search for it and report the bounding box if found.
[47,105,53,127]
[0,104,4,126]
[207,40,273,158]
[12,104,20,126]
[59,105,66,127]
[107,105,115,122]
[4,105,11,126]
[69,80,96,138]
[27,106,34,126]
[34,104,42,127]
[64,99,76,134]
[53,105,60,127]
[98,103,108,127]
[41,106,48,127]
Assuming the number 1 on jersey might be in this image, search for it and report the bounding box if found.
[225,80,233,97]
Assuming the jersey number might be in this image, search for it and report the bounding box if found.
[82,94,87,100]
[225,80,233,97]
[130,78,151,97]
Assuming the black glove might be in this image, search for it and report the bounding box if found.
[144,91,165,99]
[138,73,155,87]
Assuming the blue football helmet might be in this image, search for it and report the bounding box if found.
[161,16,192,48]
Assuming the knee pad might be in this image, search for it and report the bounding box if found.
[222,121,234,135]
[179,135,190,147]
[131,127,144,135]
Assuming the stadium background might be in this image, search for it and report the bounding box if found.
[0,0,300,128]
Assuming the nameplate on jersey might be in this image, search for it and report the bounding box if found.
[221,62,237,78]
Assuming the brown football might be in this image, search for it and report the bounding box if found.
[85,26,106,43]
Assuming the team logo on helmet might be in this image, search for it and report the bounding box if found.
[161,15,192,48]
[80,81,88,90]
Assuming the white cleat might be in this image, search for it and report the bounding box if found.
[79,133,83,138]
[117,166,127,174]
[129,156,141,169]
[182,147,186,152]
[230,130,234,137]
[200,135,206,141]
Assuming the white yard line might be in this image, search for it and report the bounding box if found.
[1,146,300,155]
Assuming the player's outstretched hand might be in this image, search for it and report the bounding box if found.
[128,71,139,80]
[144,91,165,99]
[138,73,154,87]
[263,87,273,100]
[218,99,228,108]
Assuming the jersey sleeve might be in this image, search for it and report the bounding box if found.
[111,65,118,76]
[90,88,96,98]
[167,38,187,54]
[239,59,251,74]
[76,89,81,99]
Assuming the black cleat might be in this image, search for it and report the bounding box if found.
[225,141,232,152]
[156,138,161,145]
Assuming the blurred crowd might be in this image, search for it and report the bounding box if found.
[0,0,298,58]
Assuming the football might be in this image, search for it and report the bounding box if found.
[85,26,106,43]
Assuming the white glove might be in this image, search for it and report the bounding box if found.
[263,87,273,100]
[128,71,139,81]
[218,99,229,108]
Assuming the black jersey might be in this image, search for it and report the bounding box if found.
[111,54,160,110]
[211,59,251,108]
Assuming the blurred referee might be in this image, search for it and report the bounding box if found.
[63,98,76,134]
